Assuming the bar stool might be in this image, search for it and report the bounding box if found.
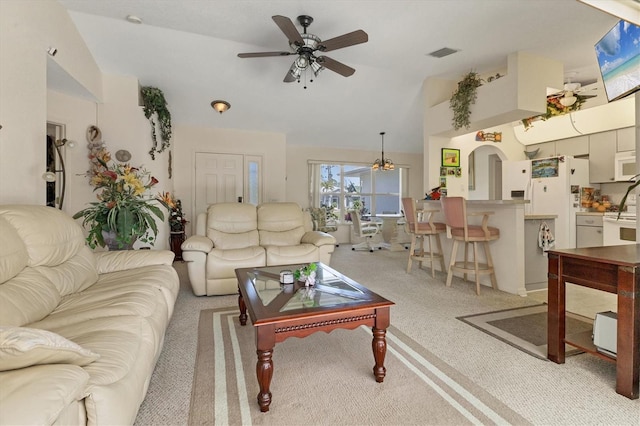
[440,196,499,295]
[401,198,446,277]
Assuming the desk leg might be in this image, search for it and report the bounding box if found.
[616,266,639,399]
[547,253,566,364]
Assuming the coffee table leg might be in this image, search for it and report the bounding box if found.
[372,327,387,383]
[238,289,247,326]
[256,349,273,412]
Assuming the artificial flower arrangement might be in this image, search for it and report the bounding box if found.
[157,191,188,232]
[293,262,318,286]
[521,94,588,131]
[74,149,164,249]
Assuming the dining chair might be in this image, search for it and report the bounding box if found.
[350,210,383,252]
[401,197,446,277]
[440,196,499,295]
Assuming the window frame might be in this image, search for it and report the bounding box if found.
[309,161,408,223]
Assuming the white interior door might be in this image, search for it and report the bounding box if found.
[195,153,244,216]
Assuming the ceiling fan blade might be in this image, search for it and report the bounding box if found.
[238,51,293,58]
[318,30,368,52]
[272,15,304,47]
[316,56,356,77]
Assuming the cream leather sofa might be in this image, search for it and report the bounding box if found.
[181,202,336,296]
[0,205,179,426]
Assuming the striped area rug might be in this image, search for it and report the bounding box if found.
[188,307,528,425]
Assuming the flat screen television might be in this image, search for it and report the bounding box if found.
[594,19,640,102]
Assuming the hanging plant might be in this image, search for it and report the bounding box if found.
[140,86,172,160]
[449,71,484,130]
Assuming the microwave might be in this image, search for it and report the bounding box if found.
[614,151,636,182]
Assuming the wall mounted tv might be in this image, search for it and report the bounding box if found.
[594,19,640,102]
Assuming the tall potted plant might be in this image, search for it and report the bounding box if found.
[74,150,164,250]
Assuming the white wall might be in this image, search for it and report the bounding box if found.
[173,124,286,235]
[0,0,101,205]
[286,145,424,208]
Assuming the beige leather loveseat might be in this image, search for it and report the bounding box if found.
[181,202,336,296]
[0,205,179,425]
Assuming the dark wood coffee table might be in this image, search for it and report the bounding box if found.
[235,262,394,412]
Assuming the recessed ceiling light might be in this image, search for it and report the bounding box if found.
[427,47,459,58]
[126,15,143,24]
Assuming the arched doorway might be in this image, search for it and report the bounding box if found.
[468,145,507,200]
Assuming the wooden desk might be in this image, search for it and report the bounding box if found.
[547,245,640,399]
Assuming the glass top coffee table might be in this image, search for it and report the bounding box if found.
[235,262,394,412]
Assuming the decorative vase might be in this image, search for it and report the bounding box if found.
[170,231,185,260]
[102,230,135,251]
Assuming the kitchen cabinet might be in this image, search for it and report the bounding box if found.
[617,127,636,153]
[556,135,589,157]
[589,131,616,183]
[576,213,603,248]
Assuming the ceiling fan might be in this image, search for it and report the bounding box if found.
[237,15,368,87]
[547,79,598,107]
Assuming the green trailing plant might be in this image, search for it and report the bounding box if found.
[140,86,172,160]
[449,71,483,130]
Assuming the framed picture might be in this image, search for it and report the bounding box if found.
[442,148,460,167]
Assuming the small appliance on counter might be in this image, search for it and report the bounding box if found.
[593,311,617,358]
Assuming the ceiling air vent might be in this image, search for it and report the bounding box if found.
[427,47,459,58]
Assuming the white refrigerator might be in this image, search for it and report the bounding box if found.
[502,156,589,249]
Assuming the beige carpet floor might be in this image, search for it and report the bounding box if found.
[135,246,640,425]
[188,307,528,425]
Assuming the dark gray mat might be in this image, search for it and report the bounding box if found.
[457,304,593,360]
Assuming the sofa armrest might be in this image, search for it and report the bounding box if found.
[181,235,214,253]
[0,364,89,426]
[94,250,175,274]
[301,231,336,247]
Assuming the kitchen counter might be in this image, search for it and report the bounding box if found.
[525,214,558,220]
[576,211,605,216]
[423,199,528,296]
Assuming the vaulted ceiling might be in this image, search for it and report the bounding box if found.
[57,0,622,153]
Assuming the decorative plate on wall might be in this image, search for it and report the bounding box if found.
[115,150,131,162]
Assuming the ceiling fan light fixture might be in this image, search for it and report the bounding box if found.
[211,100,231,114]
[310,61,324,77]
[560,93,577,107]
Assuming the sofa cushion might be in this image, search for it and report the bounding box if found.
[0,205,86,267]
[206,203,260,249]
[0,267,60,327]
[0,326,99,371]
[258,202,306,246]
[0,216,28,284]
[207,246,266,279]
[34,246,98,297]
[0,364,89,426]
[265,244,319,266]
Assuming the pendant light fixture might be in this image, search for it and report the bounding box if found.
[372,131,394,171]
